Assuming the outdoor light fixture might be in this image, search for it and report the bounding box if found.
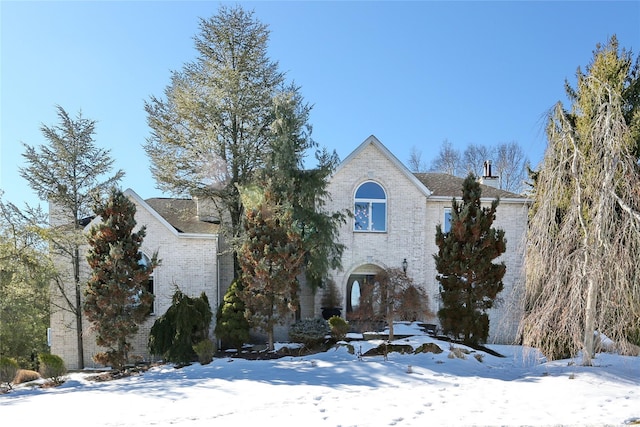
[402,258,408,274]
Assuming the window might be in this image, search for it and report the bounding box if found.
[444,208,452,233]
[138,253,155,315]
[354,182,387,232]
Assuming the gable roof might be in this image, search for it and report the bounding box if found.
[143,197,219,235]
[334,135,432,197]
[414,173,527,200]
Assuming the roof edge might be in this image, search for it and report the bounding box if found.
[333,135,432,197]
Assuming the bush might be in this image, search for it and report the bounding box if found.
[193,339,216,365]
[14,369,41,384]
[0,356,19,389]
[328,316,349,341]
[38,353,66,384]
[289,318,330,348]
[148,289,213,365]
[215,280,250,351]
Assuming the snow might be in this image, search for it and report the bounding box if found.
[2,323,639,426]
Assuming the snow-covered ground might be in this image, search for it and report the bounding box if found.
[2,323,639,426]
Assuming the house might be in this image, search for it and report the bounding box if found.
[317,136,529,343]
[49,135,529,369]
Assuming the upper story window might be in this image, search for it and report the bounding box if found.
[354,181,387,232]
[444,208,452,233]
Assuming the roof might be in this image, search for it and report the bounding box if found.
[335,135,432,197]
[414,173,527,200]
[144,197,219,234]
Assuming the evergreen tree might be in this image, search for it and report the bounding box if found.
[263,88,346,292]
[19,105,124,369]
[144,5,285,276]
[236,88,345,349]
[0,196,52,368]
[238,185,305,351]
[84,189,158,369]
[434,174,506,345]
[215,280,250,351]
[521,36,640,364]
[149,289,213,365]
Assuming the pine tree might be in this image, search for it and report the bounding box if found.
[148,289,212,365]
[215,280,250,351]
[236,88,345,350]
[434,174,506,345]
[238,185,305,351]
[20,106,123,369]
[144,5,285,278]
[84,189,157,369]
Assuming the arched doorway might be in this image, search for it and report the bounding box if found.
[345,264,384,331]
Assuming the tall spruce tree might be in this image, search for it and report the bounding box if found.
[237,89,345,349]
[521,36,640,364]
[434,174,506,345]
[144,5,285,277]
[84,189,158,369]
[19,105,123,369]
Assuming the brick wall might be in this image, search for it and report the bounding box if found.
[50,191,219,369]
[323,139,529,344]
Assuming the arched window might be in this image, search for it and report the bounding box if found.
[138,252,155,315]
[354,181,387,232]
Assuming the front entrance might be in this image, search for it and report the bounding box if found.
[345,264,384,332]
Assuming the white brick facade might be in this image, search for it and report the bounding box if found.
[50,190,220,369]
[320,136,529,344]
[50,136,530,369]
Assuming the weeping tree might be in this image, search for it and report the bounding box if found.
[521,36,640,365]
[372,267,433,341]
[19,105,124,369]
[434,174,506,346]
[84,189,158,369]
[149,289,213,365]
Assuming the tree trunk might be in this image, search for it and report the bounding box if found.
[583,277,597,366]
[74,248,84,369]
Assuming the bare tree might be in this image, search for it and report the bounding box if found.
[462,143,494,178]
[373,268,433,341]
[407,146,428,173]
[520,37,640,365]
[429,139,461,176]
[494,141,529,193]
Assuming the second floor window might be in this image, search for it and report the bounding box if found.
[354,181,387,232]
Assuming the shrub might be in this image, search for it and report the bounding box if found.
[149,289,213,365]
[38,353,66,384]
[93,350,126,370]
[289,318,330,348]
[328,316,349,341]
[215,280,250,351]
[0,356,19,389]
[193,339,216,365]
[14,369,41,384]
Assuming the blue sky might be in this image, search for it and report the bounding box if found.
[1,1,639,208]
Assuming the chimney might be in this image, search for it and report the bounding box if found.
[479,160,500,189]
